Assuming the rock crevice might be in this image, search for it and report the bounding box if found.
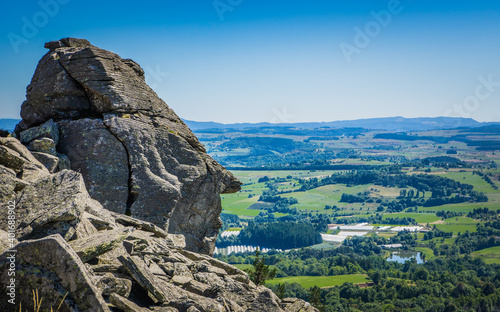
[16,37,242,254]
[102,120,136,216]
[0,37,317,310]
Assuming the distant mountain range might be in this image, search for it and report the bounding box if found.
[0,119,21,132]
[183,117,499,132]
[1,117,499,133]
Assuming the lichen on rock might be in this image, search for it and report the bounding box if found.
[0,38,317,312]
[16,37,242,255]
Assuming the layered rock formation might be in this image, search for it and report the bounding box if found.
[0,138,315,311]
[15,38,242,254]
[0,55,317,311]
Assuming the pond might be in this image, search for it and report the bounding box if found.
[386,251,424,264]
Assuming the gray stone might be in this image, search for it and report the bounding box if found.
[0,164,22,203]
[57,153,71,171]
[97,273,132,297]
[58,118,129,214]
[118,255,169,303]
[110,293,148,312]
[282,298,318,312]
[112,212,169,238]
[31,151,59,172]
[27,137,57,155]
[18,38,242,254]
[70,228,129,263]
[12,170,107,241]
[0,235,109,311]
[20,119,59,144]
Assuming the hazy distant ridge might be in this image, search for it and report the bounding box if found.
[184,117,496,132]
[1,117,498,132]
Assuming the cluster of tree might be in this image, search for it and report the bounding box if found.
[480,173,498,190]
[237,221,322,250]
[423,229,453,240]
[345,232,417,250]
[296,169,487,208]
[477,219,500,236]
[217,230,500,309]
[220,213,242,229]
[339,192,370,203]
[219,235,500,311]
[467,207,499,220]
[425,222,500,257]
[467,140,500,151]
[453,230,500,255]
[265,250,500,311]
[259,194,298,205]
[423,190,488,207]
[436,210,463,219]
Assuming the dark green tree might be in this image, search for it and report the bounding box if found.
[276,283,286,300]
[308,286,324,312]
[245,249,277,286]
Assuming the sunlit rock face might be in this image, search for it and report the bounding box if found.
[16,38,242,255]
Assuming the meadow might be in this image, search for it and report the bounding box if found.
[265,274,372,289]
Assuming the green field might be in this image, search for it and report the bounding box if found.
[414,247,436,260]
[383,212,440,224]
[471,246,500,264]
[265,274,371,289]
[221,169,498,234]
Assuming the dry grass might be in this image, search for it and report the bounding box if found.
[18,290,68,312]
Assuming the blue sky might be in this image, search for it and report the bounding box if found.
[1,0,499,123]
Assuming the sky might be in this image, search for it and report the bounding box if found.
[0,0,499,124]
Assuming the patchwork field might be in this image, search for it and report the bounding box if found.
[472,246,500,264]
[265,274,372,289]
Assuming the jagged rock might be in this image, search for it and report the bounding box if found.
[18,38,242,254]
[13,169,115,241]
[110,293,150,312]
[31,151,59,172]
[0,138,50,190]
[0,38,318,312]
[58,118,130,214]
[119,255,170,303]
[97,273,133,297]
[69,228,130,263]
[246,287,283,312]
[0,137,47,174]
[57,153,71,171]
[0,164,23,203]
[27,137,57,155]
[0,235,110,311]
[281,298,318,312]
[19,119,59,144]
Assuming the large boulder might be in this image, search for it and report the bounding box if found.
[0,235,110,311]
[0,137,116,242]
[16,38,241,254]
[0,139,316,311]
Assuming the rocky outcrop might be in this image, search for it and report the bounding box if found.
[0,235,110,311]
[0,137,316,311]
[15,38,242,254]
